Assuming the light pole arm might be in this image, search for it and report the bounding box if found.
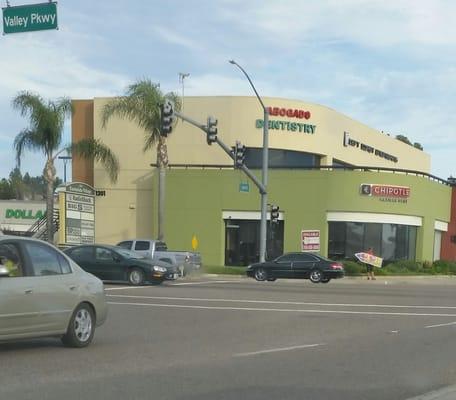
[229,60,266,111]
[229,59,269,262]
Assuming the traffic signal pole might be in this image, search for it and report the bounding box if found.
[161,102,267,259]
[174,110,266,193]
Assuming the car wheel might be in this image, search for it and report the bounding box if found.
[61,303,95,348]
[128,268,145,285]
[254,268,268,281]
[321,277,331,283]
[309,269,323,283]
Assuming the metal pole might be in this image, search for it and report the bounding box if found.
[58,156,72,183]
[259,110,269,262]
[229,60,269,262]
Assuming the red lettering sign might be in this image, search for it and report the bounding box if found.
[268,106,311,120]
[371,185,410,198]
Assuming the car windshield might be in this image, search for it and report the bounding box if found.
[114,247,145,259]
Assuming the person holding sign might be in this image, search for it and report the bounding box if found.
[365,247,376,280]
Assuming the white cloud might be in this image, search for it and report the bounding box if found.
[219,0,456,48]
[0,0,455,180]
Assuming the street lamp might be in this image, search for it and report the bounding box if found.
[229,60,269,263]
[179,72,190,115]
[58,156,72,183]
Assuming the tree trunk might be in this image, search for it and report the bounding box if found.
[157,136,168,241]
[44,159,56,243]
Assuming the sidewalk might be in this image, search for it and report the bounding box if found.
[406,384,456,400]
[187,272,456,285]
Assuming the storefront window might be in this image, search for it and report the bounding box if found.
[345,222,364,257]
[224,219,284,266]
[245,148,319,169]
[381,224,397,261]
[328,221,417,261]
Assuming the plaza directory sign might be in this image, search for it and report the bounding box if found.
[57,182,95,246]
[2,2,57,34]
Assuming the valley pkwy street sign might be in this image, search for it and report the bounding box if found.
[2,2,57,34]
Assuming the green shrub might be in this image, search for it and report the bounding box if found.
[202,265,245,275]
[342,261,365,275]
[432,260,456,275]
[383,260,422,274]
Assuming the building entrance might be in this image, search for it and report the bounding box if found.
[224,219,284,266]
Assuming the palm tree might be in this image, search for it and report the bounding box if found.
[101,79,181,241]
[13,91,120,243]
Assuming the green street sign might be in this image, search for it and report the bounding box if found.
[239,182,250,193]
[2,2,58,35]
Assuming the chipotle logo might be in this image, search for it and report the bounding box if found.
[360,184,410,198]
[268,106,311,120]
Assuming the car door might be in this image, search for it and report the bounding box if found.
[66,246,95,275]
[271,254,295,278]
[133,240,151,258]
[94,247,124,281]
[292,253,318,278]
[7,240,79,335]
[0,241,42,337]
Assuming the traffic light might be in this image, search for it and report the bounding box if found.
[234,141,245,168]
[160,99,174,137]
[271,205,280,223]
[206,116,218,145]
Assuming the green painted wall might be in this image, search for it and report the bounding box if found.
[155,169,451,265]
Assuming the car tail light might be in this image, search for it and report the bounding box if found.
[330,263,343,270]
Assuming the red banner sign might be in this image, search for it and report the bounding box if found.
[360,184,410,198]
[268,107,311,120]
[301,230,320,251]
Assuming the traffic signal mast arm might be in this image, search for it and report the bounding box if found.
[174,110,266,194]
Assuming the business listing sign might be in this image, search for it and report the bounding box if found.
[58,182,95,246]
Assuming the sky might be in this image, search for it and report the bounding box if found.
[0,0,455,181]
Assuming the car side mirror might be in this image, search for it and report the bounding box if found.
[113,254,122,262]
[0,265,10,277]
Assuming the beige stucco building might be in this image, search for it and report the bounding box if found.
[72,96,454,265]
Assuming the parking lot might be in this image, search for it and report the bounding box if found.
[2,276,456,400]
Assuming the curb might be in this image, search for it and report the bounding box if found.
[406,385,456,400]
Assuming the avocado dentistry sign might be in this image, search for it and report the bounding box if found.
[2,2,58,34]
[255,106,316,134]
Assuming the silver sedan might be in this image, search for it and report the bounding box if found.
[0,236,107,347]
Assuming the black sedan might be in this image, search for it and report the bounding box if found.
[246,252,344,283]
[64,244,179,285]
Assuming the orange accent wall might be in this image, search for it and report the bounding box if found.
[441,186,456,261]
[71,100,94,186]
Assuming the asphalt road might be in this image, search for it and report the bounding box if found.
[1,276,456,400]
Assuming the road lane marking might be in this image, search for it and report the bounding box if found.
[170,280,242,286]
[234,343,325,357]
[106,294,456,310]
[104,281,242,291]
[105,286,147,291]
[107,301,456,317]
[425,321,456,329]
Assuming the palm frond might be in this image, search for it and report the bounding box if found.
[12,91,71,157]
[101,79,163,141]
[13,129,41,167]
[69,139,120,183]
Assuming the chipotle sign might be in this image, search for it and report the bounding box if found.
[360,184,410,199]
